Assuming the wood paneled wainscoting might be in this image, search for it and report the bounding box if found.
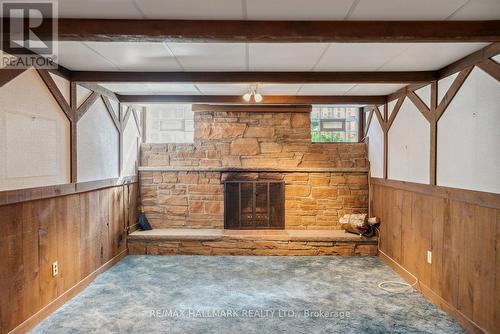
[0,178,138,334]
[371,177,499,334]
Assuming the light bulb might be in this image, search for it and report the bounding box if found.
[243,93,252,102]
[254,93,263,103]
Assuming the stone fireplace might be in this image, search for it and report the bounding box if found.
[224,180,285,230]
[139,110,369,230]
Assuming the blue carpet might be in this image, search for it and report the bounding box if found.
[31,256,465,334]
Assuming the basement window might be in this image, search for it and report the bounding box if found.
[311,106,360,143]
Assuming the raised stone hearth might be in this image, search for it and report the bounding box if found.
[128,229,378,256]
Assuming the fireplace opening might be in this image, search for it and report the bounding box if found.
[224,181,284,229]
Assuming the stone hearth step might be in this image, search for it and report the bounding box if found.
[128,229,378,256]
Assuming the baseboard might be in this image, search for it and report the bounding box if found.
[378,252,487,334]
[9,249,128,334]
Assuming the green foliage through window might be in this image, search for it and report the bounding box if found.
[311,106,359,143]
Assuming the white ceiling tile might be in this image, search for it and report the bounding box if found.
[245,0,355,20]
[56,41,118,71]
[380,43,488,71]
[135,0,244,19]
[349,0,468,20]
[259,84,303,95]
[196,84,250,95]
[58,0,143,18]
[345,84,407,95]
[249,43,327,71]
[297,84,356,95]
[84,42,182,71]
[167,43,246,71]
[101,83,200,95]
[448,0,500,20]
[315,43,404,71]
[493,55,500,63]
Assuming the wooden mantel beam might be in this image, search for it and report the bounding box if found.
[117,94,386,105]
[72,71,435,84]
[22,19,500,43]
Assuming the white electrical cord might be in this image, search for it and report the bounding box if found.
[375,226,418,293]
[367,163,418,293]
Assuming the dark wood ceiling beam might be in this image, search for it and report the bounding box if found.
[117,94,386,105]
[23,19,500,42]
[192,104,312,113]
[72,71,435,84]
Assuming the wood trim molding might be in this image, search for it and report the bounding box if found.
[9,249,128,334]
[436,66,474,121]
[386,96,405,130]
[429,81,438,185]
[75,91,100,122]
[0,68,27,87]
[0,176,138,207]
[36,69,74,122]
[192,104,312,113]
[80,82,119,101]
[131,108,142,136]
[102,95,121,132]
[371,177,500,209]
[31,19,500,43]
[373,105,385,130]
[72,70,435,84]
[407,91,432,122]
[118,94,387,105]
[121,106,133,130]
[477,58,500,81]
[69,82,78,183]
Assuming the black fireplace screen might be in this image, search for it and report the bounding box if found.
[224,181,285,229]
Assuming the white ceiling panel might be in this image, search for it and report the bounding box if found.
[245,0,355,20]
[196,84,249,95]
[101,83,200,95]
[259,84,303,95]
[345,84,407,95]
[296,84,355,95]
[56,42,119,71]
[315,43,404,71]
[380,43,488,71]
[249,43,327,71]
[58,0,143,19]
[349,0,468,20]
[167,43,247,71]
[135,0,244,19]
[84,42,182,71]
[448,0,500,20]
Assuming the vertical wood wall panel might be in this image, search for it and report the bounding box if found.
[0,183,137,334]
[373,180,499,334]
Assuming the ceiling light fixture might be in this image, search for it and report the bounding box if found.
[242,85,263,103]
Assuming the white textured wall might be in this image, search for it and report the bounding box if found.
[122,112,140,177]
[146,104,194,143]
[367,113,384,178]
[77,99,119,182]
[388,97,430,184]
[437,67,500,193]
[0,69,70,191]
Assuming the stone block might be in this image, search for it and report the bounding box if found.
[230,138,260,155]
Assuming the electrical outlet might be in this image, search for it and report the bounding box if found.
[52,261,58,276]
[426,251,432,264]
